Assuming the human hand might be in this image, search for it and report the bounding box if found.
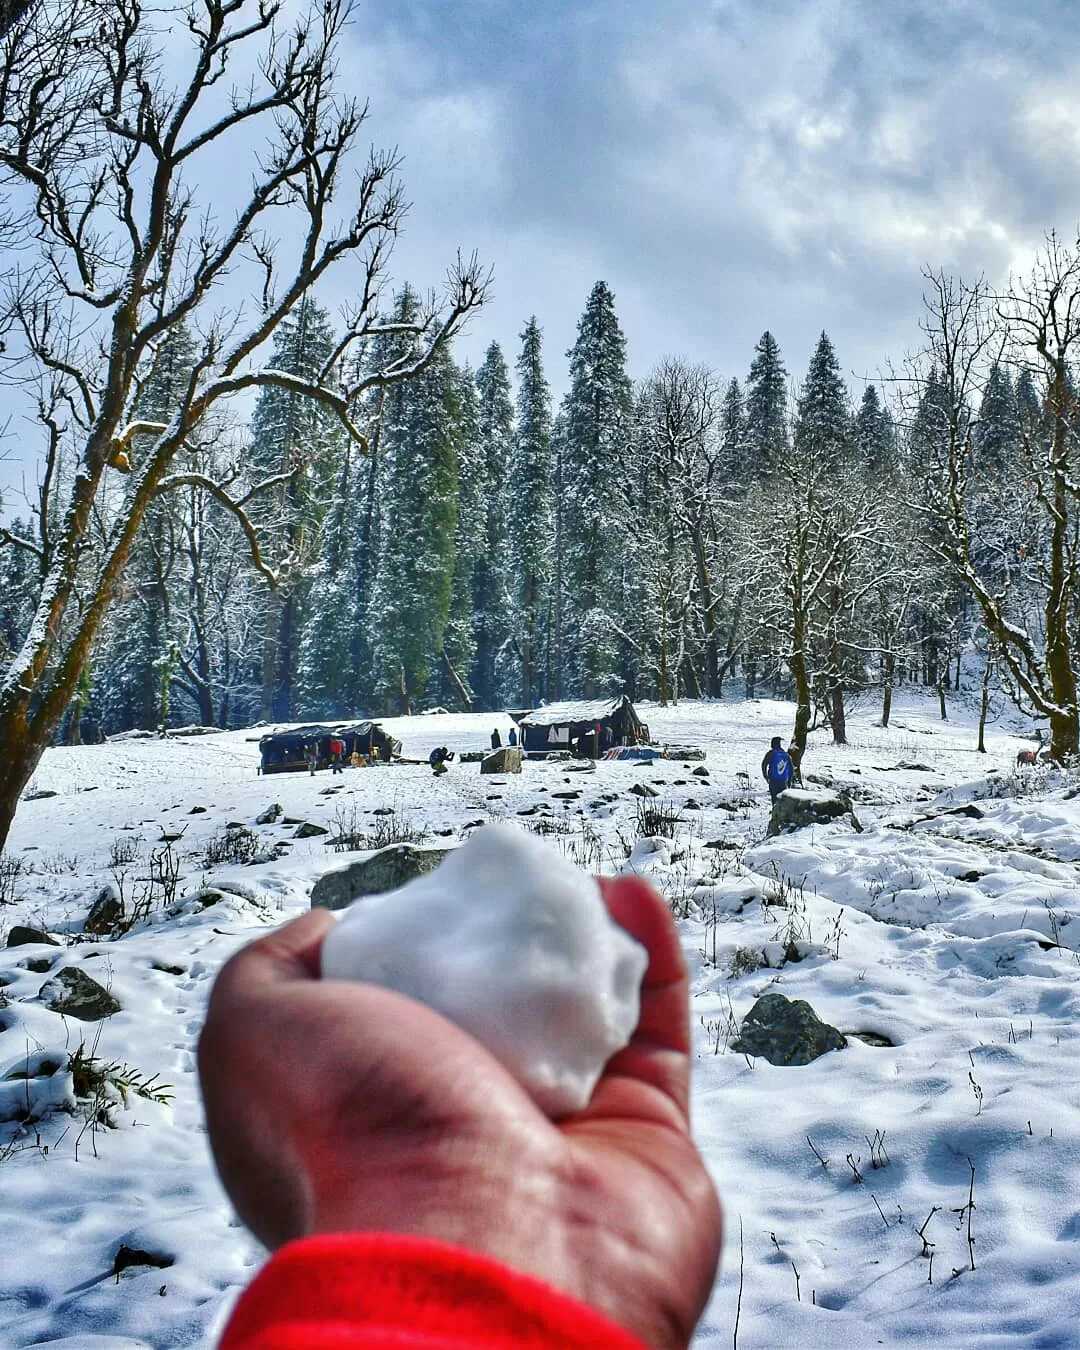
[198,875,722,1350]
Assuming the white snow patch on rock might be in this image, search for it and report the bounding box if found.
[321,821,648,1115]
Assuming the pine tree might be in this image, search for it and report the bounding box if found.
[854,384,895,477]
[973,363,1018,475]
[95,327,199,730]
[441,363,484,709]
[470,342,514,708]
[368,287,459,712]
[719,377,748,484]
[247,298,344,720]
[0,516,39,666]
[745,331,789,476]
[295,448,360,717]
[508,317,554,706]
[794,332,852,470]
[559,282,633,696]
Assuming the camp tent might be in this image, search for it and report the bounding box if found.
[258,722,400,775]
[516,696,649,758]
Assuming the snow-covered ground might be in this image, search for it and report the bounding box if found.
[1,695,1079,1348]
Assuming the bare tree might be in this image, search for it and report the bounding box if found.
[915,240,1080,760]
[0,0,486,848]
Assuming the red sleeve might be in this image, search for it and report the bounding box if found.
[219,1232,649,1350]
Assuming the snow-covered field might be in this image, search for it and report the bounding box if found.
[2,695,1079,1348]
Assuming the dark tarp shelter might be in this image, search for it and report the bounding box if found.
[259,722,400,775]
[517,696,650,758]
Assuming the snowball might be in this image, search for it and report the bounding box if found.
[320,822,648,1116]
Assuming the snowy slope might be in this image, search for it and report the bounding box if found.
[1,697,1079,1348]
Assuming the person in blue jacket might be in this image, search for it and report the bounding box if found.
[761,736,794,800]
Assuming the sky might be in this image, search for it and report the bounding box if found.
[3,0,1080,509]
[338,0,1080,395]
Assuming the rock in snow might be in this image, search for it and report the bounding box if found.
[320,822,648,1116]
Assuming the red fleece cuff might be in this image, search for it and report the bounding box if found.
[220,1231,649,1349]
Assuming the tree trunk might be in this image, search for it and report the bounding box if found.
[977,657,991,753]
[790,644,812,755]
[397,663,411,716]
[272,592,296,722]
[880,648,894,729]
[830,681,847,745]
[442,648,473,711]
[938,674,948,722]
[691,534,719,697]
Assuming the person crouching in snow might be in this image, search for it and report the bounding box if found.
[761,736,794,801]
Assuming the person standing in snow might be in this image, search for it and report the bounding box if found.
[199,874,721,1350]
[490,727,502,750]
[761,736,794,800]
[508,726,518,747]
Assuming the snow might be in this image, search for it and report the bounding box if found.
[1,694,1079,1346]
[322,821,648,1116]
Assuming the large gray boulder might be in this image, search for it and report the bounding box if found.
[311,843,454,912]
[7,926,59,948]
[732,992,846,1066]
[481,747,523,775]
[766,787,862,838]
[39,967,122,1021]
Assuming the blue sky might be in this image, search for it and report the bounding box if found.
[340,0,1080,394]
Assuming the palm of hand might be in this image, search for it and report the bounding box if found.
[199,876,721,1350]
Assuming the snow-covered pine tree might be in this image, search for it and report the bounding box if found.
[744,331,790,477]
[247,297,344,721]
[94,326,198,730]
[508,317,554,707]
[793,331,861,743]
[854,384,896,477]
[559,281,634,697]
[440,362,483,710]
[470,342,514,709]
[295,445,361,718]
[968,362,1017,478]
[0,515,39,668]
[719,377,748,485]
[368,286,459,713]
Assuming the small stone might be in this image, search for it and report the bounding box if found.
[692,766,710,778]
[188,805,207,815]
[255,803,283,824]
[39,967,122,1021]
[684,798,701,810]
[629,782,659,799]
[294,821,330,838]
[112,1245,174,1278]
[22,957,54,973]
